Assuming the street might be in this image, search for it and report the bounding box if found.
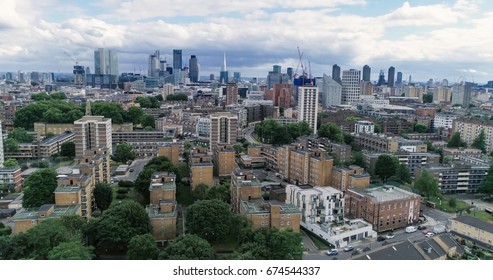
[113,158,150,182]
[243,126,258,144]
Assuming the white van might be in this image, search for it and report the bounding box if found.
[406,226,417,233]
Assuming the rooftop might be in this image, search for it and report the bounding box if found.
[146,204,177,218]
[453,215,493,233]
[240,199,300,215]
[55,185,83,193]
[12,205,81,221]
[352,185,419,203]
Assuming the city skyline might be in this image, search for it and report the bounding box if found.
[1,0,493,83]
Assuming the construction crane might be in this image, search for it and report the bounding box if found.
[63,50,79,65]
[293,46,306,79]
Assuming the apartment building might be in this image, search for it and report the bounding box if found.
[34,122,74,140]
[212,144,236,177]
[297,86,319,133]
[442,148,483,160]
[74,148,111,184]
[11,204,82,234]
[0,167,22,192]
[452,119,493,153]
[189,147,214,189]
[345,185,421,232]
[354,133,427,153]
[354,120,375,134]
[147,172,177,242]
[55,170,95,218]
[332,165,370,192]
[231,168,262,213]
[418,163,489,193]
[38,132,75,159]
[286,184,375,248]
[365,152,440,177]
[434,113,460,129]
[450,216,493,246]
[157,143,182,166]
[74,116,112,157]
[210,112,238,147]
[297,136,352,163]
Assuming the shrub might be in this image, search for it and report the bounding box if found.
[117,189,129,194]
[116,194,128,200]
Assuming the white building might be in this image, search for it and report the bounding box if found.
[319,74,342,108]
[286,185,376,248]
[297,86,318,134]
[341,69,361,104]
[434,113,460,129]
[196,117,211,138]
[354,120,375,134]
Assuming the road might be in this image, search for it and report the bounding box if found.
[114,158,150,182]
[244,126,258,144]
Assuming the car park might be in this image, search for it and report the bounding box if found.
[344,246,354,252]
[326,249,338,256]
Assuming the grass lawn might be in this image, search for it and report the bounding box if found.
[429,197,472,213]
[302,229,331,250]
[54,160,74,168]
[466,211,493,223]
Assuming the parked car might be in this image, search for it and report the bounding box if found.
[422,229,431,234]
[326,249,338,256]
[385,233,395,239]
[356,248,363,253]
[426,232,435,238]
[418,225,427,230]
[377,236,387,242]
[129,168,134,172]
[406,226,417,233]
[344,246,354,252]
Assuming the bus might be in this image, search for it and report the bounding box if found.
[425,201,436,208]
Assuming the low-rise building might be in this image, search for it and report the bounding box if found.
[450,216,493,246]
[0,167,22,192]
[417,162,489,193]
[365,152,440,177]
[147,172,177,242]
[11,204,82,234]
[189,147,214,189]
[157,143,182,166]
[345,185,421,232]
[38,132,75,159]
[331,165,370,192]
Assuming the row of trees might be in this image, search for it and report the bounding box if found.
[447,130,487,153]
[31,92,67,101]
[135,96,161,108]
[166,93,188,101]
[255,119,312,145]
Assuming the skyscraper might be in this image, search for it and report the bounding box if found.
[226,82,238,106]
[173,49,182,71]
[189,55,199,82]
[94,48,119,75]
[451,82,472,108]
[341,69,361,104]
[287,67,294,80]
[148,50,160,77]
[396,72,403,87]
[219,53,229,84]
[273,65,281,74]
[362,65,371,82]
[332,64,341,84]
[388,66,395,87]
[210,112,238,147]
[74,116,112,157]
[320,74,342,108]
[377,70,386,86]
[298,86,319,134]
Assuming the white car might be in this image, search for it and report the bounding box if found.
[385,233,395,239]
[426,232,435,238]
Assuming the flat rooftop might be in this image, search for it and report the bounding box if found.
[352,185,419,203]
[240,199,300,215]
[146,204,177,218]
[12,205,81,221]
[55,185,83,193]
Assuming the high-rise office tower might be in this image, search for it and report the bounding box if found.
[210,112,238,147]
[74,116,112,157]
[297,86,319,134]
[341,69,361,104]
[273,65,281,74]
[189,55,199,82]
[219,53,229,84]
[226,82,238,106]
[94,48,119,75]
[233,72,241,82]
[320,74,342,108]
[287,67,294,80]
[332,64,341,84]
[267,64,290,89]
[148,50,160,77]
[377,70,385,86]
[362,65,371,82]
[396,72,403,86]
[388,66,395,87]
[451,82,472,108]
[173,49,182,71]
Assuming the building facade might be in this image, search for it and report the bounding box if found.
[74,116,112,157]
[297,86,318,134]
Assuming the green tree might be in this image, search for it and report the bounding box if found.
[186,199,233,243]
[126,234,160,260]
[159,234,215,260]
[206,185,230,203]
[3,159,19,168]
[141,114,155,128]
[393,163,412,184]
[112,143,136,163]
[48,241,93,260]
[166,94,188,101]
[93,200,152,253]
[22,168,58,208]
[14,100,84,129]
[414,123,428,133]
[415,170,440,198]
[31,92,52,101]
[447,132,467,148]
[192,183,208,200]
[134,157,177,198]
[126,106,144,125]
[374,123,382,133]
[236,228,302,260]
[154,94,164,102]
[91,102,126,124]
[375,154,398,183]
[448,198,457,208]
[59,215,87,239]
[4,138,19,153]
[60,141,75,158]
[7,127,34,142]
[351,151,366,168]
[318,123,344,143]
[477,163,493,196]
[423,94,433,103]
[471,129,486,153]
[94,183,113,213]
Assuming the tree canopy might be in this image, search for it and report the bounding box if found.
[60,141,75,158]
[92,200,152,253]
[422,94,433,103]
[136,96,160,108]
[159,234,215,260]
[112,143,136,163]
[91,102,126,124]
[22,168,58,208]
[318,123,344,143]
[235,228,303,260]
[3,159,19,168]
[447,132,467,148]
[7,128,35,143]
[471,129,486,153]
[126,234,160,260]
[185,199,233,243]
[415,170,441,198]
[375,154,398,183]
[414,123,428,133]
[47,241,93,260]
[255,119,312,145]
[94,183,113,213]
[31,92,67,101]
[134,156,178,198]
[477,163,493,196]
[166,93,188,101]
[393,163,412,184]
[14,100,84,129]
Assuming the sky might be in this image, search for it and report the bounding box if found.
[1,0,493,83]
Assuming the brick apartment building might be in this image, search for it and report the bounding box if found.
[146,172,177,242]
[189,147,214,189]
